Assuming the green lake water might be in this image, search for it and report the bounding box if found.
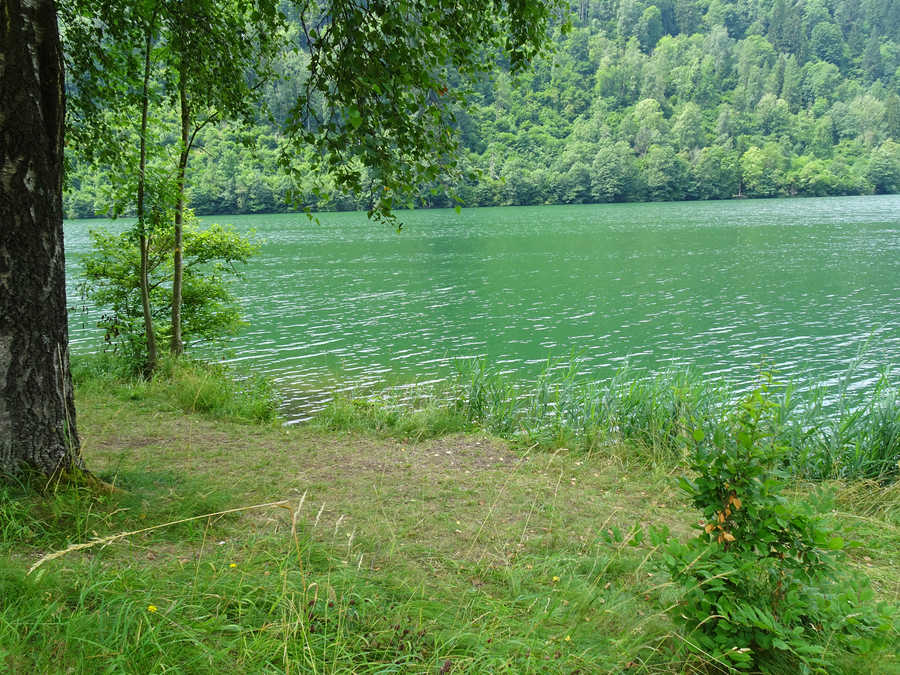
[64,196,900,421]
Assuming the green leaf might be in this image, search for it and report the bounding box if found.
[628,525,644,546]
[347,106,362,129]
[678,476,696,494]
[827,536,844,550]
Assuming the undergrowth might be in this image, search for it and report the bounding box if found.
[72,353,279,424]
[316,358,900,481]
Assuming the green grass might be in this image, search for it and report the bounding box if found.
[315,359,900,481]
[313,395,472,441]
[1,371,897,673]
[72,353,280,424]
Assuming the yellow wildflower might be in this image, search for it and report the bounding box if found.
[229,563,237,568]
[147,605,157,613]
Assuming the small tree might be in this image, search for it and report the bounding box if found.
[81,213,258,371]
[161,0,283,357]
[61,0,167,373]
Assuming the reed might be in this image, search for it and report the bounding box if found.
[317,358,899,481]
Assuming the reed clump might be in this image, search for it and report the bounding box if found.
[317,358,899,481]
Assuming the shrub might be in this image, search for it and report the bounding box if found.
[79,211,258,373]
[660,378,895,671]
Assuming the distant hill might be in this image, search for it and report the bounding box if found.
[64,0,900,217]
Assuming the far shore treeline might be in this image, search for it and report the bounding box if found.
[64,0,900,218]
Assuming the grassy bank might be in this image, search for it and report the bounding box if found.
[1,361,898,673]
[71,353,281,424]
[318,359,900,482]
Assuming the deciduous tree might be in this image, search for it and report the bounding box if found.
[0,0,561,479]
[0,0,80,478]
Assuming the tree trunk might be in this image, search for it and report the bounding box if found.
[171,66,189,357]
[0,0,82,477]
[138,17,158,374]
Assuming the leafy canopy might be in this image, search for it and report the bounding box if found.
[282,0,565,220]
[60,0,565,221]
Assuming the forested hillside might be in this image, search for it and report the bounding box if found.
[64,0,900,217]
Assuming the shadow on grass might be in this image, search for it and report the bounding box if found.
[0,469,234,554]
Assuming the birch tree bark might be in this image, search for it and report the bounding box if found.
[0,0,82,477]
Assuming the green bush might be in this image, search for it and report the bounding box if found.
[79,212,258,373]
[660,378,895,672]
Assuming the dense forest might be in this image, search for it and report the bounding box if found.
[64,0,900,217]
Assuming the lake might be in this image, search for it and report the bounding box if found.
[64,196,900,421]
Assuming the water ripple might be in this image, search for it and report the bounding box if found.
[64,196,900,421]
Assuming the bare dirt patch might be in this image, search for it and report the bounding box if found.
[79,399,689,578]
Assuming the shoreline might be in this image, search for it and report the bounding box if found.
[2,373,897,673]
